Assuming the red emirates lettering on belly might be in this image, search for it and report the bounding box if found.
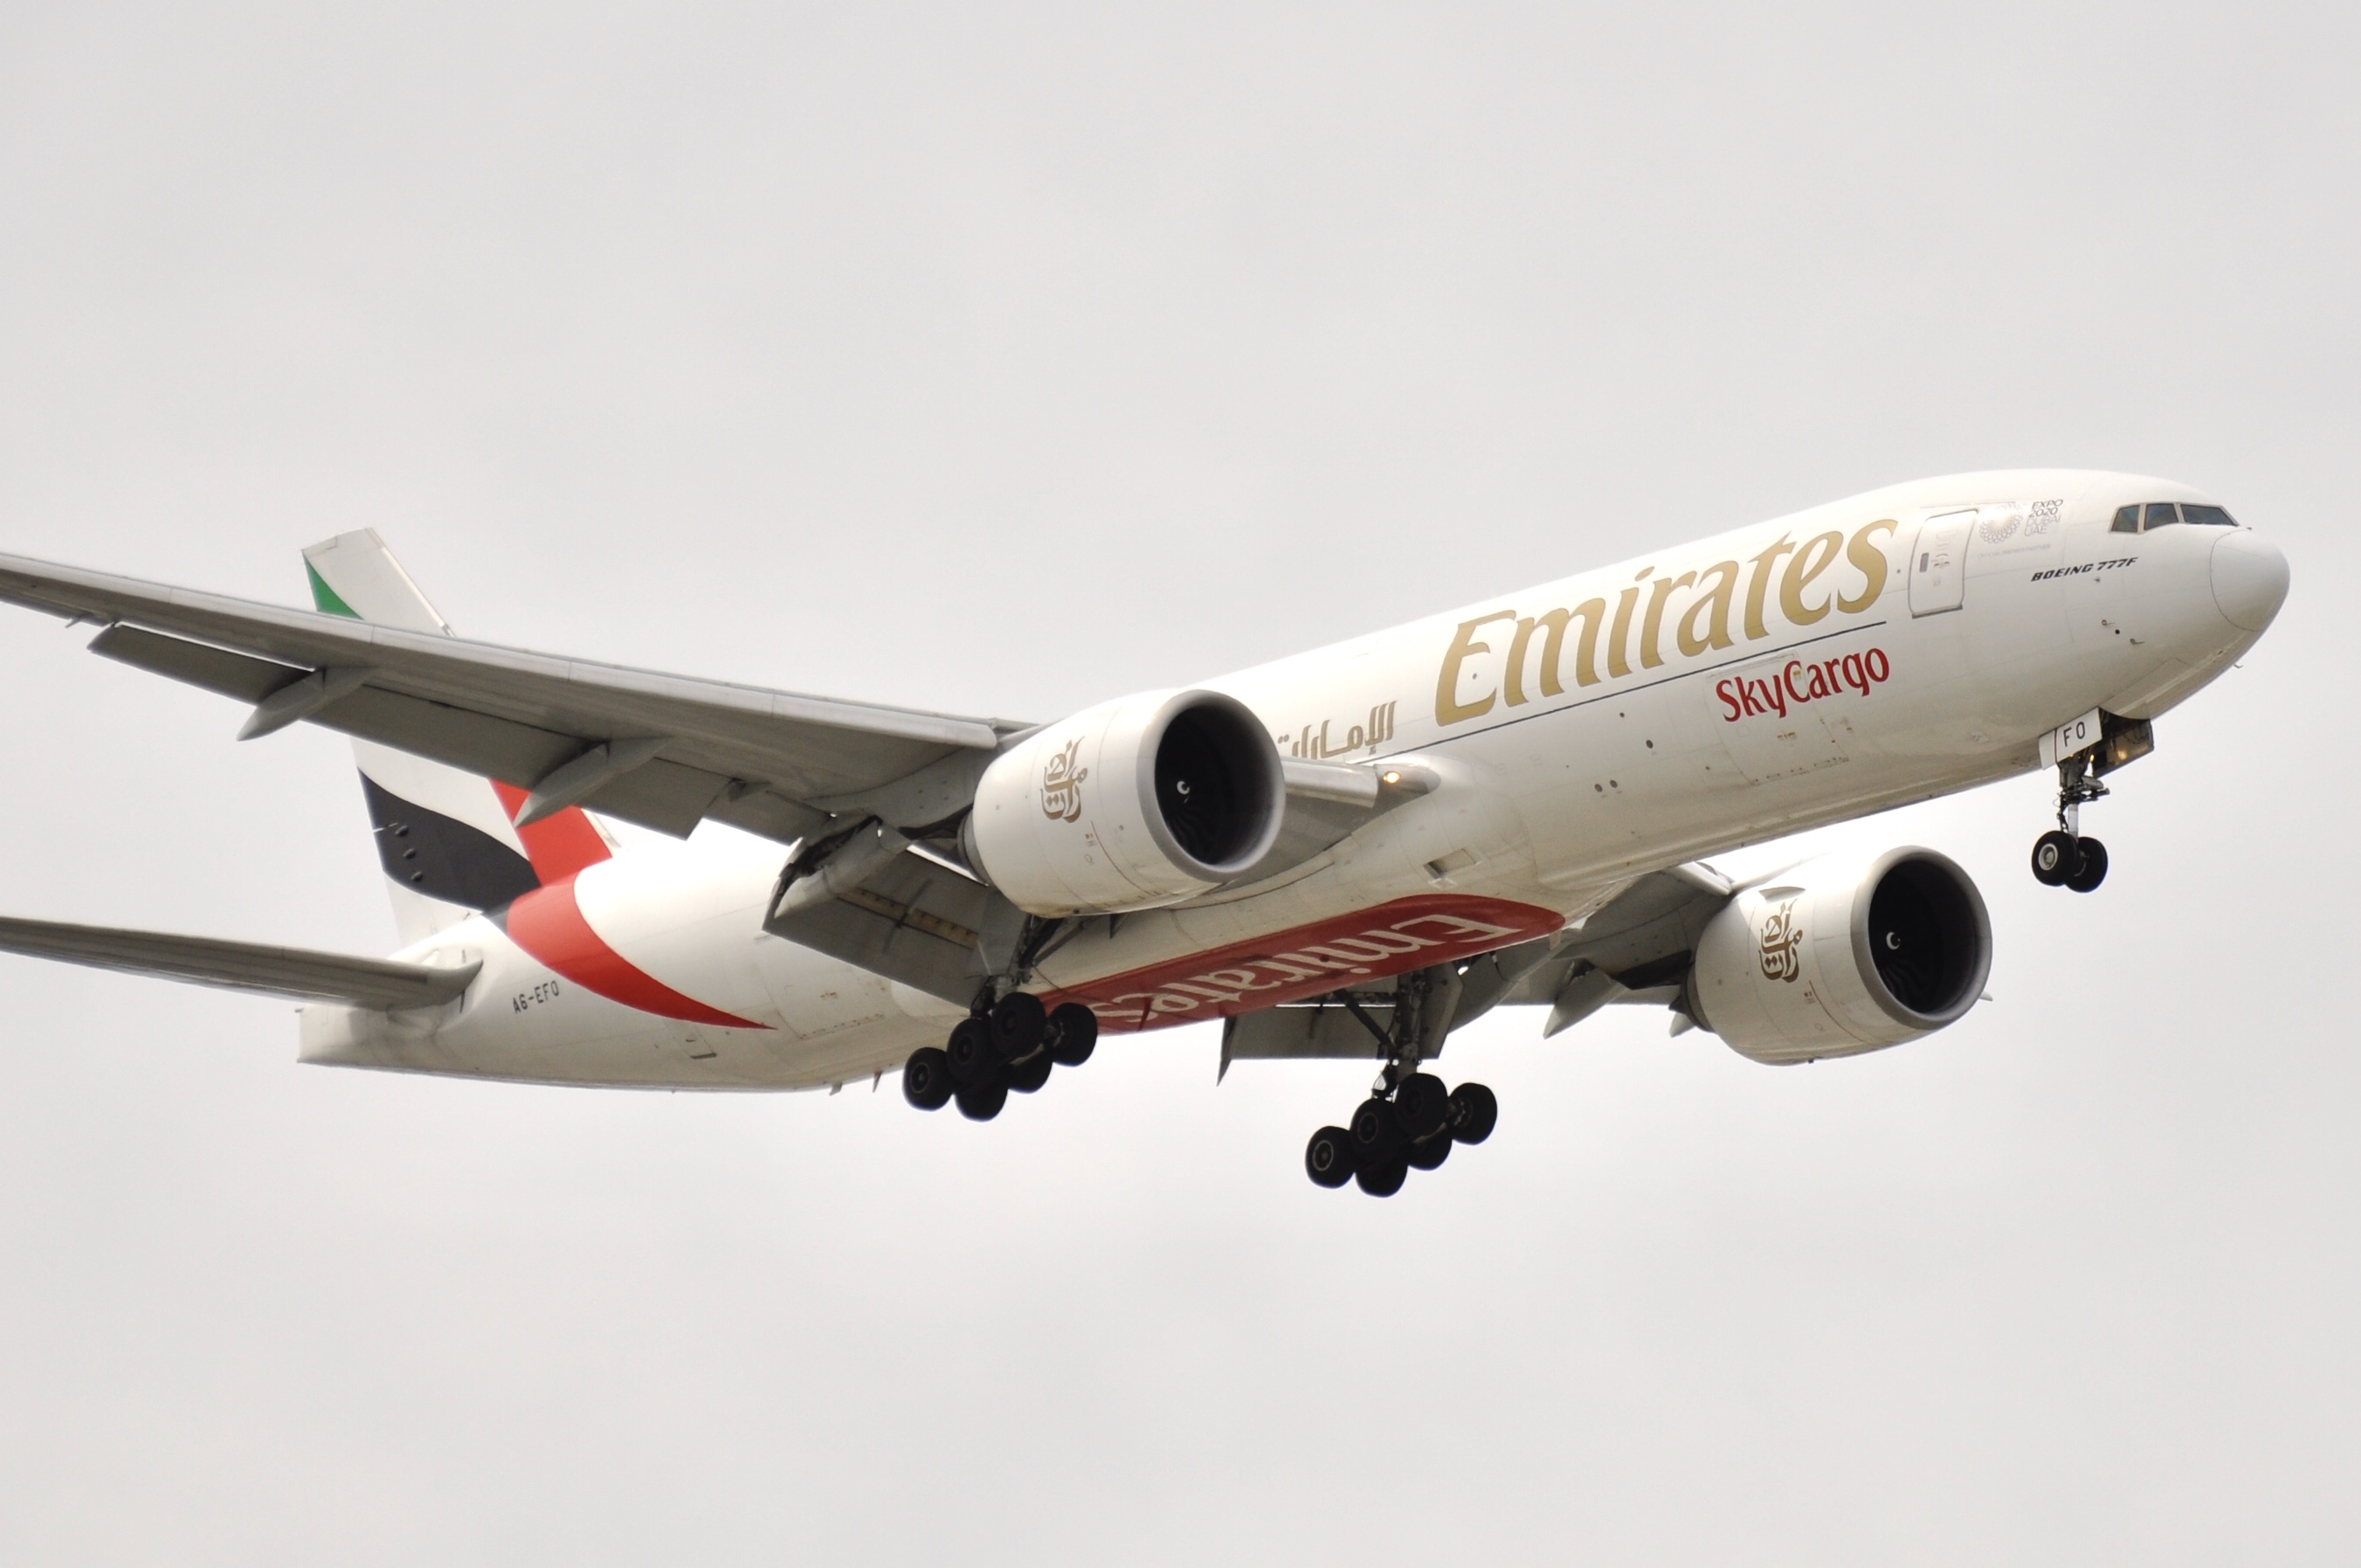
[1041,894,1564,1033]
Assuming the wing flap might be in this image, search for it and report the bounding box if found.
[312,683,583,785]
[0,915,479,1010]
[1220,1002,1396,1064]
[574,756,733,838]
[762,850,1012,1005]
[88,623,301,704]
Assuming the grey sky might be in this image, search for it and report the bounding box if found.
[0,3,2353,1562]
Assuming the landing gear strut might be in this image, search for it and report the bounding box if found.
[901,991,1098,1120]
[1302,969,1497,1197]
[2031,755,2109,893]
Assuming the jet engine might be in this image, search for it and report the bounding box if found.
[963,689,1285,917]
[1690,846,1992,1065]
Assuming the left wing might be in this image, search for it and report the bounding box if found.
[0,550,1019,845]
[0,549,1439,1009]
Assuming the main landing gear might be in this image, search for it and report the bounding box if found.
[901,991,1099,1122]
[1302,969,1497,1197]
[1305,1072,1497,1197]
[2030,753,2109,893]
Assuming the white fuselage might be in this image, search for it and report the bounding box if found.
[300,469,2279,1088]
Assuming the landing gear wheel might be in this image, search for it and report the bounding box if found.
[2031,830,2077,887]
[1447,1082,1499,1145]
[1396,1072,1451,1141]
[955,1073,1009,1122]
[1348,1097,1405,1164]
[2065,836,2109,893]
[988,992,1047,1057]
[1005,1051,1053,1094]
[945,1018,998,1084]
[1045,1002,1099,1067]
[1305,1125,1357,1189]
[1354,1153,1409,1197]
[902,1046,955,1111]
[1405,1134,1453,1171]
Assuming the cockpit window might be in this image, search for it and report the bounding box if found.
[2110,500,2237,533]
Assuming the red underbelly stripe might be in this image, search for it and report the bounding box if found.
[1039,893,1564,1033]
[497,875,768,1030]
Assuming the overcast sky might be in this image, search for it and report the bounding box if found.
[0,3,2354,1563]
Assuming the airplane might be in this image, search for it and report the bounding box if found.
[0,472,2289,1196]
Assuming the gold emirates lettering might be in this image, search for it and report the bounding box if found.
[1435,518,1896,727]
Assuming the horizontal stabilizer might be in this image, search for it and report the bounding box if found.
[0,915,478,1010]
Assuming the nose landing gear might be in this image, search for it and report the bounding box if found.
[2031,754,2109,892]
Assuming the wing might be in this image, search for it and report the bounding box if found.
[1496,861,1735,1033]
[0,550,1436,1010]
[0,550,1018,845]
[0,915,479,1010]
[1214,862,1738,1067]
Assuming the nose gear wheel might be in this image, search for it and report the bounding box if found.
[2031,755,2113,893]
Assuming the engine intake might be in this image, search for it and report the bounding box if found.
[964,689,1285,917]
[1690,846,1992,1064]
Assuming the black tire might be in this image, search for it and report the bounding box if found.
[989,991,1047,1057]
[1348,1097,1405,1164]
[2066,835,2109,893]
[2031,829,2077,886]
[955,1073,1009,1122]
[1397,1072,1451,1141]
[1006,1050,1053,1094]
[901,1046,955,1111]
[1305,1125,1357,1188]
[1405,1133,1453,1171]
[1448,1082,1499,1145]
[1046,1002,1099,1067]
[1355,1153,1409,1197]
[945,1017,998,1084]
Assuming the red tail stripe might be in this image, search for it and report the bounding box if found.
[501,874,768,1031]
[488,780,613,884]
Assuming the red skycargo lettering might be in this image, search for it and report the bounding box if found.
[1718,645,1891,724]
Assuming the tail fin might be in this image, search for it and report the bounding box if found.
[301,530,614,945]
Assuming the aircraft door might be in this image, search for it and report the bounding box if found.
[1909,509,1974,616]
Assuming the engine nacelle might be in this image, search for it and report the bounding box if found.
[963,689,1285,917]
[1691,846,1992,1065]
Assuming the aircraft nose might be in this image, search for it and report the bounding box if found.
[2209,529,2290,633]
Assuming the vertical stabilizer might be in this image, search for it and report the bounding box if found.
[301,530,452,633]
[301,531,611,945]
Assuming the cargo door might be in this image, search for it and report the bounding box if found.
[1909,509,1974,616]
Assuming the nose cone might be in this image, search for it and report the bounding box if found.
[2210,530,2289,633]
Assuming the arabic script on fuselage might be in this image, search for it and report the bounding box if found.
[1275,701,1398,760]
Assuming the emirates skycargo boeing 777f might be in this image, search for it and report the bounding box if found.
[0,473,2290,1194]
